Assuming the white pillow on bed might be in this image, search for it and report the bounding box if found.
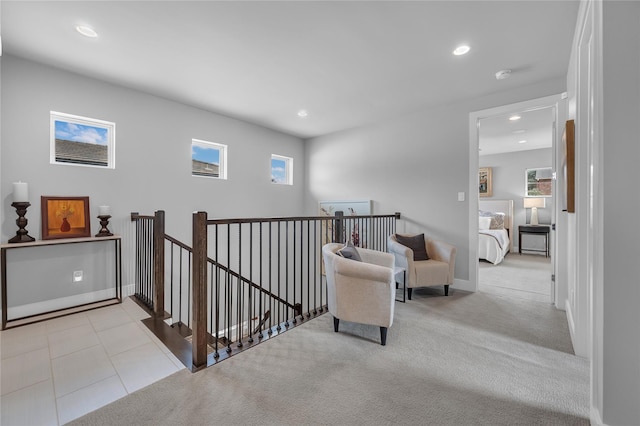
[479,216,492,230]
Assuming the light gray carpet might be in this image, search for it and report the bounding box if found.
[480,253,552,303]
[71,289,589,425]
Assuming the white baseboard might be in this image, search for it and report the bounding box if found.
[7,288,117,319]
[0,284,136,320]
[591,406,606,426]
[0,283,136,322]
[123,283,135,298]
[453,278,475,292]
[565,299,576,343]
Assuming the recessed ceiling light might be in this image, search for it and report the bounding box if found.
[76,25,98,38]
[495,69,512,80]
[518,140,527,144]
[509,115,521,121]
[297,109,308,118]
[512,129,526,134]
[452,45,470,56]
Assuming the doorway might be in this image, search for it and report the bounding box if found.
[468,94,565,307]
[478,107,554,303]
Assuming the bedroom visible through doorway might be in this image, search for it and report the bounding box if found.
[476,105,556,304]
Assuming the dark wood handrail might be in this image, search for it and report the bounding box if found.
[206,212,401,226]
[130,212,155,220]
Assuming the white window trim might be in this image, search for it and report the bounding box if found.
[271,154,293,185]
[525,166,553,197]
[192,139,227,180]
[50,111,116,169]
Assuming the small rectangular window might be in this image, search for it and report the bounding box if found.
[525,167,552,197]
[271,154,293,185]
[50,111,115,169]
[192,139,227,179]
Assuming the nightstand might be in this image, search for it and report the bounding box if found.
[518,225,550,257]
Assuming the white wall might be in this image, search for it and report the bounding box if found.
[480,148,552,252]
[1,55,306,296]
[565,1,640,424]
[600,1,640,424]
[304,79,566,287]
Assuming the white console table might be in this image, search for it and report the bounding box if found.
[1,235,122,329]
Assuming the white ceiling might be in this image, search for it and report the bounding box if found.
[1,1,579,140]
[479,107,555,156]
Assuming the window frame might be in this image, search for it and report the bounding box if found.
[50,111,116,169]
[525,166,553,197]
[191,139,227,180]
[271,154,293,185]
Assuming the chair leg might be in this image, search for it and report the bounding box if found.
[407,288,413,300]
[380,327,388,346]
[444,285,449,296]
[333,317,340,332]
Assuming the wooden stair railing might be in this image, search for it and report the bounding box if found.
[132,209,400,371]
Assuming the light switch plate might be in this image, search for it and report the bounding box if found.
[458,192,465,202]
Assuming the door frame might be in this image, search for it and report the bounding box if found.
[468,93,565,306]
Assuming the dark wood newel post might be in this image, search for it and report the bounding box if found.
[192,211,208,369]
[334,211,344,243]
[153,210,165,317]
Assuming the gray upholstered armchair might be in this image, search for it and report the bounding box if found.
[387,234,456,300]
[322,243,395,345]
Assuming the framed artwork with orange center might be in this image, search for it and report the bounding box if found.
[41,196,91,239]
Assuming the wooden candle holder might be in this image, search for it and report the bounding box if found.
[96,215,113,237]
[9,202,36,243]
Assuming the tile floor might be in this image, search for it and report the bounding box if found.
[0,297,185,425]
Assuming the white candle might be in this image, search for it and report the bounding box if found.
[98,205,111,216]
[12,182,29,202]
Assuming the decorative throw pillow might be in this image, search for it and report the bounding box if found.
[479,216,492,230]
[337,241,362,262]
[479,210,505,230]
[395,234,429,261]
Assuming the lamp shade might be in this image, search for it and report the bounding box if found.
[523,197,546,209]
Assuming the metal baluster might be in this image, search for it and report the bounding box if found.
[226,223,232,353]
[178,243,183,327]
[237,224,243,348]
[292,220,302,324]
[278,221,283,330]
[214,224,220,358]
[248,223,254,343]
[268,223,273,335]
[306,220,310,318]
[187,251,191,329]
[170,243,174,322]
[259,222,263,339]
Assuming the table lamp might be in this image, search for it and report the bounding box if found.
[524,197,545,225]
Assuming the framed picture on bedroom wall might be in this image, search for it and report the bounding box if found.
[479,167,493,197]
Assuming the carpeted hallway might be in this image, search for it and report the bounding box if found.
[71,288,589,425]
[479,253,553,303]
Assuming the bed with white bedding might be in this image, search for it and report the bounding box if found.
[478,199,513,265]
